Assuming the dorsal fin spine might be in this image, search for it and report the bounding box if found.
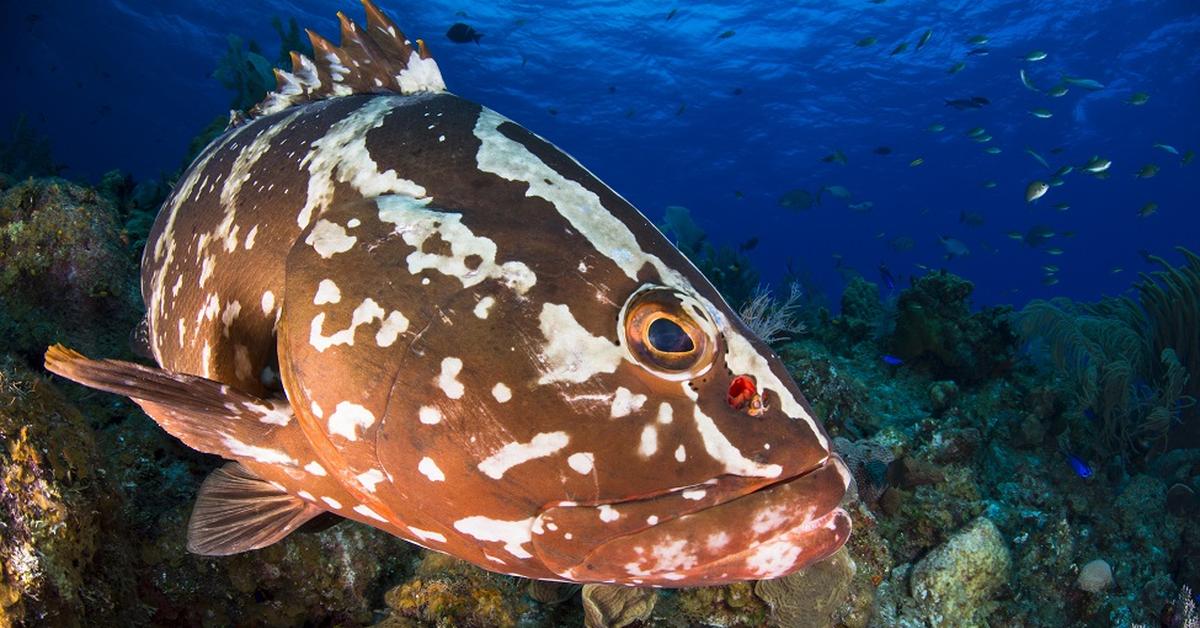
[250,0,444,118]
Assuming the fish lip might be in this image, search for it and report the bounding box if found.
[547,454,826,515]
[530,453,851,585]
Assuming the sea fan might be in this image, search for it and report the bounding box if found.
[738,282,807,345]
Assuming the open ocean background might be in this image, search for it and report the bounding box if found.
[3,0,1197,310]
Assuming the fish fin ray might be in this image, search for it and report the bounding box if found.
[44,344,287,459]
[252,0,445,117]
[188,462,327,555]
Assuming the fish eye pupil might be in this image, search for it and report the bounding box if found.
[647,318,694,353]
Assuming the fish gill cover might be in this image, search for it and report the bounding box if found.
[0,1,1198,627]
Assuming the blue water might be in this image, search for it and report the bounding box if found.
[3,0,1198,308]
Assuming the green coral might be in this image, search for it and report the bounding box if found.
[832,275,884,345]
[96,170,173,259]
[890,271,1017,384]
[657,581,766,627]
[1133,248,1199,428]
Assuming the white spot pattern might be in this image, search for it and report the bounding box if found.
[477,432,570,480]
[305,461,328,476]
[314,279,341,304]
[453,516,535,559]
[418,406,442,425]
[437,357,465,399]
[418,457,446,482]
[567,452,594,475]
[376,194,536,294]
[356,469,386,492]
[327,401,376,441]
[535,303,622,384]
[408,526,447,543]
[611,387,647,418]
[638,425,658,458]
[353,504,389,522]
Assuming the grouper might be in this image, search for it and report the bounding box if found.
[45,1,851,586]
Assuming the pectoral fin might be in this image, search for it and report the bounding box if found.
[188,462,326,555]
[44,344,290,461]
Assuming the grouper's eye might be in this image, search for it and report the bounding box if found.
[619,285,717,381]
[647,318,694,353]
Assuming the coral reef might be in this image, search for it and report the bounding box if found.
[754,547,855,628]
[96,169,172,257]
[1,168,1195,627]
[1018,249,1199,465]
[0,357,139,626]
[0,177,142,366]
[832,275,884,345]
[891,270,1017,383]
[659,581,768,627]
[139,508,417,626]
[581,584,656,628]
[374,552,533,628]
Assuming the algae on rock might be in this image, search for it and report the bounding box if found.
[907,516,1011,627]
[0,177,141,364]
[0,358,140,626]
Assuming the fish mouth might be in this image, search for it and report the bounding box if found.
[530,454,852,586]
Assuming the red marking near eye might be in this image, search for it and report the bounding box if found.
[727,375,757,409]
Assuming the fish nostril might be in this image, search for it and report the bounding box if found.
[727,375,757,411]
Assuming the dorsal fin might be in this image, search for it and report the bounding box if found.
[252,0,445,118]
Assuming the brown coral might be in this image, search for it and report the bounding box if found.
[375,551,530,628]
[754,548,856,628]
[581,584,657,628]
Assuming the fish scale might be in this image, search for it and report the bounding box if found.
[44,0,849,586]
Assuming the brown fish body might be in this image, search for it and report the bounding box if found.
[46,1,850,586]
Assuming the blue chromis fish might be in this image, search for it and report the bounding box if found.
[42,1,850,587]
[1065,452,1093,479]
[882,354,904,366]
